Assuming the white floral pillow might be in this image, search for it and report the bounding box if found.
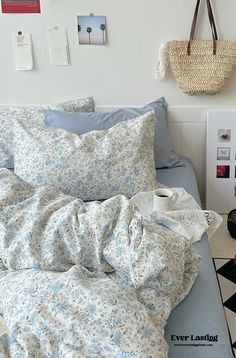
[13,111,158,201]
[0,97,94,169]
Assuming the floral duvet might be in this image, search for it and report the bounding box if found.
[0,169,201,358]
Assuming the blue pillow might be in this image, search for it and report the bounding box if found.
[43,97,184,169]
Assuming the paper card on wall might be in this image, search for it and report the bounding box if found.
[1,0,41,13]
[12,32,33,71]
[48,27,70,66]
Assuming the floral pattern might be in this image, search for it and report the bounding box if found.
[0,97,94,169]
[14,112,158,201]
[0,169,201,358]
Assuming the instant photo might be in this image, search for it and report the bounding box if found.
[77,15,106,45]
[217,147,230,160]
[217,129,231,142]
[216,165,230,178]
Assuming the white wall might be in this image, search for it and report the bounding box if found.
[1,0,236,202]
[1,0,236,105]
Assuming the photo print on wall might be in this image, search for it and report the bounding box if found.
[217,129,231,142]
[216,165,230,178]
[1,0,40,13]
[77,15,106,45]
[217,147,231,160]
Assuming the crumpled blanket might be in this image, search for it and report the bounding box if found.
[0,169,201,358]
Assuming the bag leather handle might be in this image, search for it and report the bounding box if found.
[187,0,218,55]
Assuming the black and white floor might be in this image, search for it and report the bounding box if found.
[213,258,236,357]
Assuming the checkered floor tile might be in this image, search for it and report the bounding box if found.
[214,258,236,358]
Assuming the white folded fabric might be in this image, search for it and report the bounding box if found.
[131,187,222,243]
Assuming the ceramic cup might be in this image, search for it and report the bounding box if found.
[153,188,176,212]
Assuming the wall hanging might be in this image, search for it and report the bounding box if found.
[12,31,33,70]
[157,0,236,96]
[77,14,106,45]
[48,27,70,66]
[1,0,40,13]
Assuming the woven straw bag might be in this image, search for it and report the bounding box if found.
[168,0,236,95]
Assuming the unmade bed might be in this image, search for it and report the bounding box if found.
[0,158,233,358]
[158,157,234,358]
[0,97,234,357]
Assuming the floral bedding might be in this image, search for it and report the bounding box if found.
[0,169,201,358]
[0,97,94,169]
[13,111,157,201]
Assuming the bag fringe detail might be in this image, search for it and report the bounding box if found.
[155,42,169,80]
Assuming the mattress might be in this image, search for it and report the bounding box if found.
[157,157,234,358]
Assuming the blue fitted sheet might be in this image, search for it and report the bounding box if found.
[157,157,234,358]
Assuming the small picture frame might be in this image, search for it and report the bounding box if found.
[216,165,230,178]
[217,147,230,160]
[217,129,231,142]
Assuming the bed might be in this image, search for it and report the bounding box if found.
[158,157,234,358]
[0,97,234,357]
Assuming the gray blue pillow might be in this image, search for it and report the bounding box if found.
[43,97,184,169]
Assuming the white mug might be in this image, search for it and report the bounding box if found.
[153,188,176,213]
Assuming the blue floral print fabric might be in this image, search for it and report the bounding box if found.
[0,169,201,357]
[0,97,94,169]
[13,111,158,201]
